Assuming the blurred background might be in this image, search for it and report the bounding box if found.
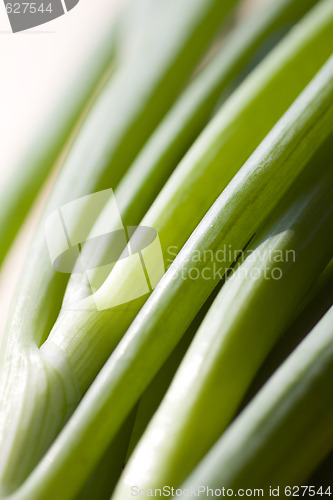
[0,0,123,333]
[0,0,265,334]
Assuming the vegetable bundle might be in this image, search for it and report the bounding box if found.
[0,0,332,499]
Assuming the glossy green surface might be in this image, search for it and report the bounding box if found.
[0,0,235,494]
[1,1,332,498]
[183,305,333,492]
[10,54,333,500]
[114,155,333,493]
